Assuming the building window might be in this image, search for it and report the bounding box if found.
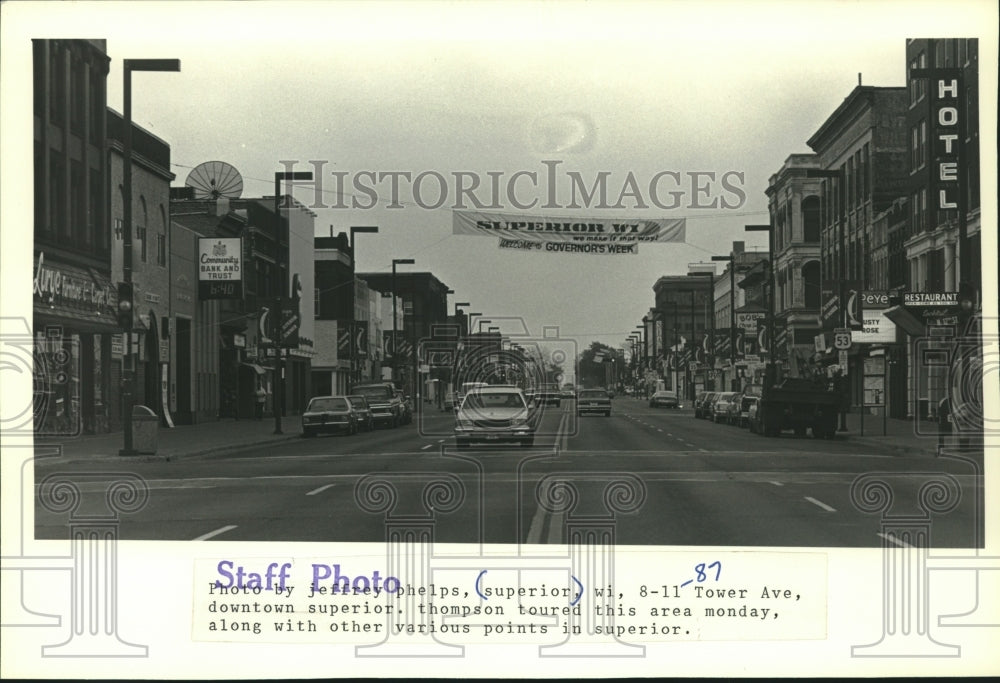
[70,160,84,248]
[138,196,147,263]
[49,150,65,239]
[314,288,320,317]
[114,218,123,241]
[49,43,64,124]
[157,233,166,267]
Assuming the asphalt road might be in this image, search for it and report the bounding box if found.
[34,398,982,547]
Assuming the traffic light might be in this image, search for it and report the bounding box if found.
[117,282,134,329]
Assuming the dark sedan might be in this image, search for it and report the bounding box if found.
[577,388,612,417]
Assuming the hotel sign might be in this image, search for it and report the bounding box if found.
[198,238,243,300]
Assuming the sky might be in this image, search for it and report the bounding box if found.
[2,0,997,361]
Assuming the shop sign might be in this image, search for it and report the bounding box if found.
[233,333,246,348]
[33,252,116,311]
[159,340,169,363]
[198,237,243,300]
[737,312,764,331]
[903,292,958,306]
[854,291,896,344]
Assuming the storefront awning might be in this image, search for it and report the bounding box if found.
[883,305,928,338]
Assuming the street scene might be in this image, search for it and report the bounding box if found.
[3,3,998,680]
[12,30,991,550]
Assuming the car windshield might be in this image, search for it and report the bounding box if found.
[308,397,349,412]
[346,396,367,408]
[579,390,607,398]
[463,392,526,409]
[353,386,392,400]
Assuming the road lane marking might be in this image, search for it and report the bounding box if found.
[769,481,783,486]
[306,484,336,496]
[699,448,709,452]
[657,429,663,432]
[878,532,914,548]
[193,525,237,541]
[437,439,446,443]
[804,496,837,512]
[683,442,697,449]
[421,444,433,450]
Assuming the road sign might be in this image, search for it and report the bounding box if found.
[838,350,848,373]
[834,328,852,350]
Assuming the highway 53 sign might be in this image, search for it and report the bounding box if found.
[834,328,852,350]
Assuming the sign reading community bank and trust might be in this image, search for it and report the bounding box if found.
[453,210,685,256]
[198,237,243,299]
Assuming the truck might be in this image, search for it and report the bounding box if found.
[751,373,840,439]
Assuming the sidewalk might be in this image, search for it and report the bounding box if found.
[837,411,961,457]
[34,416,302,463]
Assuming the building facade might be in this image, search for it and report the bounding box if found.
[806,84,909,414]
[32,39,116,435]
[765,154,824,378]
[108,109,175,422]
[652,275,713,398]
[357,271,451,398]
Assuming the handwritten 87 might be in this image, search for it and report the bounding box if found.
[640,561,722,598]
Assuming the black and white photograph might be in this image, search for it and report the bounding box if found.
[2,0,997,678]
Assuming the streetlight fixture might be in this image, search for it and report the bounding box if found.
[391,258,415,389]
[477,319,493,333]
[272,169,315,436]
[119,58,181,457]
[349,226,379,384]
[712,253,739,391]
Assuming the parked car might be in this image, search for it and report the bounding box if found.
[577,388,612,417]
[346,395,374,432]
[454,386,535,448]
[694,391,716,419]
[711,392,738,423]
[301,396,358,437]
[350,382,404,428]
[649,390,679,408]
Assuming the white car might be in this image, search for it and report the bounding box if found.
[454,386,535,448]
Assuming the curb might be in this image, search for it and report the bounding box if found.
[37,433,303,465]
[844,435,938,457]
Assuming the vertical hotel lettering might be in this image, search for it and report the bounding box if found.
[933,77,961,211]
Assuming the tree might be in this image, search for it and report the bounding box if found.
[577,341,622,388]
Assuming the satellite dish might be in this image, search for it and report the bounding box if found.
[185,161,244,199]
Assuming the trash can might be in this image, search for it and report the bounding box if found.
[132,405,159,454]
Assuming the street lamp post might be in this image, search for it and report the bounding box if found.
[349,226,379,384]
[272,170,314,436]
[477,318,493,334]
[119,58,181,457]
[391,258,415,390]
[712,253,739,391]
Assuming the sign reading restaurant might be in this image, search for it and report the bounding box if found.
[903,292,958,306]
[198,238,243,300]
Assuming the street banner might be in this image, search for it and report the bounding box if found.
[382,331,412,361]
[453,210,685,256]
[198,237,243,300]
